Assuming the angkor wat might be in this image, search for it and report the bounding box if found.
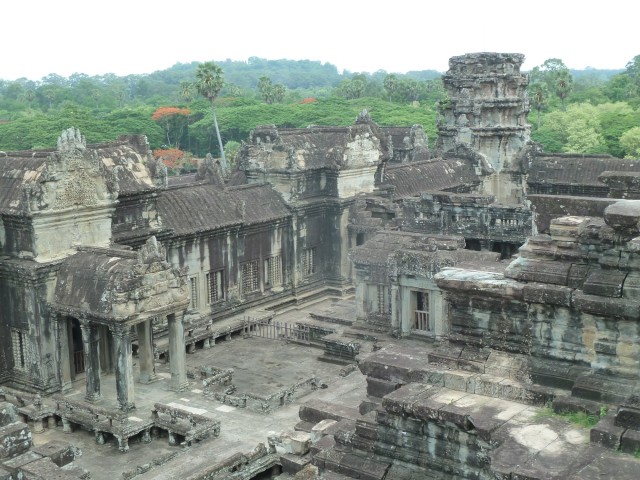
[2,52,640,479]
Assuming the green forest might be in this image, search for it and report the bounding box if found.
[1,56,639,173]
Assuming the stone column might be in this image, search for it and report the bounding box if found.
[80,320,101,402]
[400,288,412,334]
[110,324,135,411]
[55,315,72,392]
[168,312,188,391]
[136,320,156,384]
[390,284,400,332]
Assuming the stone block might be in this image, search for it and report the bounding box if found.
[0,467,10,480]
[298,400,359,424]
[0,403,17,428]
[604,200,640,231]
[20,456,81,480]
[337,453,365,477]
[438,403,472,430]
[590,413,624,449]
[353,456,390,480]
[310,419,338,442]
[282,431,312,455]
[523,283,572,306]
[572,291,640,321]
[366,377,401,398]
[1,450,43,475]
[355,417,377,442]
[621,427,640,454]
[381,383,434,416]
[615,395,640,430]
[358,400,378,415]
[31,440,75,467]
[582,269,626,297]
[310,434,335,456]
[280,453,310,475]
[294,421,315,433]
[443,371,476,393]
[0,422,32,459]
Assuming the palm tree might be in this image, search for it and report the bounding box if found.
[529,83,548,129]
[24,89,35,112]
[181,81,193,151]
[554,70,573,112]
[383,74,397,103]
[195,62,226,169]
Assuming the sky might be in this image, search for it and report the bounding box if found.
[3,0,638,81]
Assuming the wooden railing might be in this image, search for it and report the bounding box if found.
[73,351,85,374]
[414,310,429,331]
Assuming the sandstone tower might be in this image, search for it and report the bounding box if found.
[436,52,532,204]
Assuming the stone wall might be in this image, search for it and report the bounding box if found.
[435,202,640,401]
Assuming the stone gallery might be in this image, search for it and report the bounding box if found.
[2,52,640,478]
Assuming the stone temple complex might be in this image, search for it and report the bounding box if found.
[2,52,640,479]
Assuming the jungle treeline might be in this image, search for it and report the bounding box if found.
[1,56,639,171]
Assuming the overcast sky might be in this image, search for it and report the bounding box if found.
[3,0,637,81]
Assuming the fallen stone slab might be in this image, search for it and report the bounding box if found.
[31,440,76,467]
[0,422,31,459]
[298,400,360,424]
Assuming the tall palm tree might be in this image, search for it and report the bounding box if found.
[554,70,573,112]
[195,62,226,169]
[529,83,548,129]
[180,81,193,151]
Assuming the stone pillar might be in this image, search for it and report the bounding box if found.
[55,316,72,392]
[390,284,400,332]
[80,320,101,402]
[136,320,156,384]
[354,280,366,323]
[110,324,135,411]
[168,312,188,391]
[400,288,412,334]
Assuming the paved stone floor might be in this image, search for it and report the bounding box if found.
[31,297,373,480]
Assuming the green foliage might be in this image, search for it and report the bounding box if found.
[2,56,640,160]
[620,126,640,159]
[531,101,640,156]
[224,140,241,169]
[534,407,601,429]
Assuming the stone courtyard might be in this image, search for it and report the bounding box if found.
[9,296,640,479]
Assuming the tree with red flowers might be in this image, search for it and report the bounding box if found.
[151,106,191,149]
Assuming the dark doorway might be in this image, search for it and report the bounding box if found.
[70,318,84,379]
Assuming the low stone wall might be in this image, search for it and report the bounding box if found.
[152,403,220,447]
[53,396,153,453]
[209,377,319,414]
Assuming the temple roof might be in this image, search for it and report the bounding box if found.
[236,111,392,173]
[382,158,479,197]
[350,230,500,274]
[54,238,188,322]
[55,249,140,318]
[528,154,640,187]
[0,131,160,215]
[157,183,291,236]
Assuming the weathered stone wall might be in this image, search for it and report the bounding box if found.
[436,203,640,398]
[403,191,531,250]
[0,261,60,392]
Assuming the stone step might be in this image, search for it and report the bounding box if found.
[311,449,391,480]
